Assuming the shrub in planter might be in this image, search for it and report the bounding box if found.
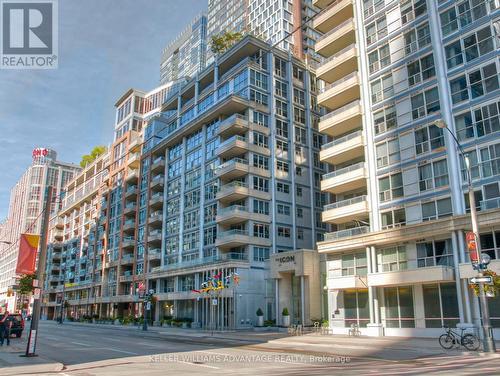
[256,308,264,327]
[264,319,275,327]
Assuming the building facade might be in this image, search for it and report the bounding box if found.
[42,36,327,328]
[160,14,208,84]
[0,149,79,312]
[313,0,500,336]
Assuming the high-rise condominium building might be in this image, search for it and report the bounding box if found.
[43,36,328,328]
[0,149,79,312]
[313,0,500,337]
[160,14,208,84]
[206,0,322,64]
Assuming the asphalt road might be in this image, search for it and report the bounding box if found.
[4,321,500,375]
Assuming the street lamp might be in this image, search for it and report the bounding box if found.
[434,119,496,353]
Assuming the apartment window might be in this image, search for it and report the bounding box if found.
[297,229,304,240]
[183,210,199,230]
[415,125,444,154]
[278,226,291,238]
[343,290,370,328]
[253,223,270,238]
[296,166,303,176]
[276,139,288,156]
[204,203,217,223]
[276,160,289,173]
[450,76,468,104]
[400,0,426,24]
[445,26,494,69]
[294,107,306,125]
[251,111,269,127]
[275,80,288,98]
[276,119,289,138]
[293,88,305,106]
[275,57,286,78]
[474,101,500,138]
[377,246,407,272]
[374,105,397,134]
[440,0,489,36]
[204,181,218,201]
[166,179,180,196]
[366,16,387,45]
[368,44,390,74]
[186,130,202,150]
[411,87,440,119]
[276,99,288,117]
[297,186,303,197]
[250,69,268,90]
[185,168,201,189]
[253,154,269,170]
[376,138,400,168]
[422,197,453,221]
[404,22,431,55]
[384,286,415,328]
[371,74,393,104]
[451,62,499,104]
[277,203,291,216]
[253,132,268,148]
[186,148,202,170]
[379,173,403,202]
[184,190,200,209]
[293,66,304,82]
[381,208,406,229]
[253,176,269,192]
[253,247,270,262]
[295,126,307,144]
[203,227,217,246]
[250,89,269,105]
[168,159,182,178]
[297,208,303,218]
[331,252,368,277]
[423,283,460,328]
[169,142,182,160]
[253,199,270,215]
[407,54,435,86]
[277,182,290,194]
[419,159,449,191]
[480,143,500,178]
[417,239,453,267]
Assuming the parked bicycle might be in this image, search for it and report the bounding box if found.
[438,325,480,351]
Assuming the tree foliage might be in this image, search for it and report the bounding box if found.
[210,31,244,55]
[18,273,36,295]
[80,146,107,168]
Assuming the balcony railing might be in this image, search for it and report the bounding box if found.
[322,162,365,180]
[320,43,357,66]
[481,197,500,211]
[156,252,249,272]
[219,181,248,191]
[218,205,248,215]
[219,114,248,128]
[317,19,353,45]
[218,229,249,238]
[217,158,249,170]
[324,226,370,240]
[320,71,358,94]
[321,130,362,150]
[219,135,247,149]
[323,195,367,211]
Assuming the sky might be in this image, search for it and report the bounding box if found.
[0,0,206,219]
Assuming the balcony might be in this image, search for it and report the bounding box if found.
[151,157,165,173]
[216,205,270,225]
[150,175,164,190]
[122,219,135,233]
[216,181,271,203]
[128,135,141,152]
[324,226,370,241]
[148,211,163,226]
[326,274,367,290]
[216,135,250,159]
[320,130,364,165]
[147,230,162,244]
[368,265,455,287]
[316,43,358,84]
[127,152,140,168]
[319,101,363,137]
[313,0,354,34]
[149,193,164,209]
[318,72,360,111]
[125,185,138,199]
[123,203,136,216]
[121,236,135,250]
[147,248,162,261]
[215,229,271,249]
[126,168,138,182]
[481,197,500,211]
[120,255,134,265]
[322,195,369,224]
[216,158,249,180]
[321,162,367,194]
[217,114,249,138]
[315,18,356,58]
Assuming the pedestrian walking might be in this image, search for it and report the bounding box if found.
[0,311,10,346]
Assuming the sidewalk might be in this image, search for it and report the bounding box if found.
[0,340,63,376]
[48,320,500,361]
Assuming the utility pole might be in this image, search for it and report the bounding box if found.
[24,186,53,357]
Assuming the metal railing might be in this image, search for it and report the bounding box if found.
[319,43,357,67]
[481,197,500,211]
[320,71,358,94]
[317,18,354,45]
[324,226,370,240]
[322,162,365,180]
[321,130,362,150]
[323,195,368,211]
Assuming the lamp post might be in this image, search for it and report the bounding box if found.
[435,120,496,353]
[58,266,66,324]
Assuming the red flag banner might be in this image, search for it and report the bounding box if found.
[15,234,40,274]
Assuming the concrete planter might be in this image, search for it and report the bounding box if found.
[181,322,188,329]
[282,315,290,327]
[256,316,264,327]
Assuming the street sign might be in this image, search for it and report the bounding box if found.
[146,302,151,310]
[33,288,41,298]
[212,298,218,306]
[32,279,39,287]
[471,276,493,284]
[466,232,479,262]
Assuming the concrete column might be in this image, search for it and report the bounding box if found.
[300,276,305,325]
[452,231,466,323]
[275,278,279,324]
[366,246,375,324]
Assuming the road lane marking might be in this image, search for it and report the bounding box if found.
[71,341,92,347]
[104,348,139,355]
[177,360,220,369]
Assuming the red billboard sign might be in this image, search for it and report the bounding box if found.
[466,232,479,262]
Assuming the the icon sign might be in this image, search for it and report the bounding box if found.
[1,0,58,69]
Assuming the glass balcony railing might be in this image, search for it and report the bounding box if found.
[322,162,365,180]
[481,197,500,211]
[218,229,249,238]
[218,205,248,215]
[324,226,370,240]
[321,130,362,150]
[323,195,368,211]
[317,19,354,45]
[219,135,247,149]
[320,71,358,94]
[217,158,249,170]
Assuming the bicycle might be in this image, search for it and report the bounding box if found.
[438,325,480,351]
